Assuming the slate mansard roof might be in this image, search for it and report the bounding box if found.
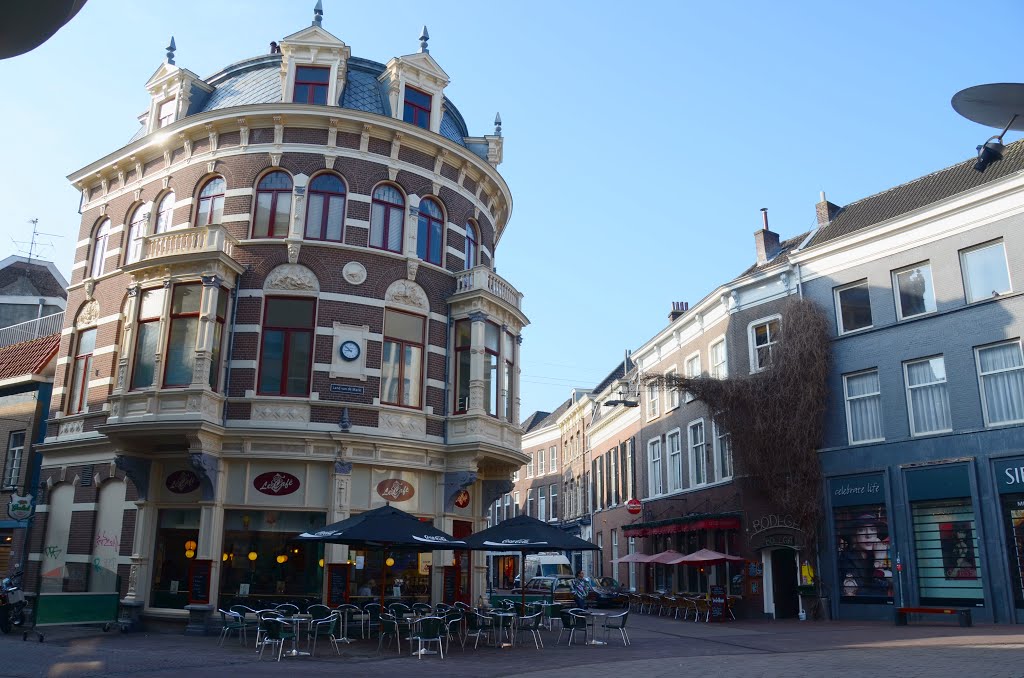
[136,53,473,150]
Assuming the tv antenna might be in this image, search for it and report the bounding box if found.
[12,219,62,264]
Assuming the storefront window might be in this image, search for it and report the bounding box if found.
[911,500,983,606]
[835,507,892,603]
[995,458,1024,608]
[150,509,201,610]
[347,550,430,605]
[219,510,324,609]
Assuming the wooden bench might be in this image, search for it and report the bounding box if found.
[894,606,972,627]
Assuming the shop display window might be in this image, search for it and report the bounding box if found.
[834,505,893,603]
[1003,495,1024,608]
[911,500,984,606]
[150,509,201,610]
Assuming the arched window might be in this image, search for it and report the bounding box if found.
[154,192,175,234]
[195,177,225,226]
[464,221,479,270]
[304,173,346,242]
[253,171,293,238]
[90,220,111,278]
[370,184,405,254]
[125,205,148,264]
[416,198,443,265]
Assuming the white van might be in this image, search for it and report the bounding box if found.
[516,553,571,585]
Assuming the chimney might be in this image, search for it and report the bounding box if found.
[669,301,689,322]
[815,190,842,227]
[754,208,781,266]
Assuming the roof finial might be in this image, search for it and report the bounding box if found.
[313,0,323,26]
[494,112,502,137]
[419,25,429,53]
[166,36,176,65]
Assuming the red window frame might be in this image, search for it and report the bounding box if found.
[381,310,425,409]
[370,184,405,254]
[304,173,346,242]
[68,328,96,414]
[257,296,316,397]
[403,86,431,129]
[454,319,471,413]
[162,283,202,388]
[464,222,478,270]
[195,177,225,227]
[252,171,293,238]
[293,66,330,105]
[417,198,444,266]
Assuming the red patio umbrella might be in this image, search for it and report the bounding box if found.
[613,552,656,564]
[649,549,686,565]
[673,548,745,566]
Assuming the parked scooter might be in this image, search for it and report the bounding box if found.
[0,572,26,633]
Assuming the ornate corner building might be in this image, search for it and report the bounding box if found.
[32,7,527,627]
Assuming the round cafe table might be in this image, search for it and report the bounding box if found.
[281,614,312,657]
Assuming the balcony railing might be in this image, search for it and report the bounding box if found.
[453,266,523,310]
[0,311,64,349]
[139,224,237,263]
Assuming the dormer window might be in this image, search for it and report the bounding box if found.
[403,86,431,129]
[157,99,176,128]
[293,66,330,104]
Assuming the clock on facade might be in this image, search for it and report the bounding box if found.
[339,340,361,361]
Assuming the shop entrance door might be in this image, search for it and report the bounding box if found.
[451,520,472,605]
[771,549,799,619]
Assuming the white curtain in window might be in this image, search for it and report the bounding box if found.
[907,360,951,433]
[980,344,1024,424]
[847,371,883,442]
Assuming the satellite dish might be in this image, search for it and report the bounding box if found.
[952,83,1024,131]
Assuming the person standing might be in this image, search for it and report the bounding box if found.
[571,570,590,608]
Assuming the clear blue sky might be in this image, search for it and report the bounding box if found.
[2,0,1021,419]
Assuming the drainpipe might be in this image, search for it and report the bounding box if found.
[220,284,241,423]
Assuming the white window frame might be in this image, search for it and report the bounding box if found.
[595,461,603,510]
[713,419,732,481]
[647,382,660,419]
[665,367,680,411]
[834,279,873,335]
[3,431,25,489]
[527,488,534,517]
[504,492,511,521]
[904,355,952,437]
[961,239,1012,304]
[843,368,885,445]
[688,419,707,487]
[710,337,727,379]
[976,339,1024,427]
[526,454,534,478]
[513,490,520,517]
[549,483,558,521]
[538,487,547,522]
[512,469,519,482]
[892,261,937,321]
[684,352,701,403]
[537,448,545,475]
[648,437,663,497]
[550,445,557,473]
[747,315,781,373]
[666,428,683,492]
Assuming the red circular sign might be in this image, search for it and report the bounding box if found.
[253,472,301,496]
[626,498,642,515]
[376,478,415,502]
[165,470,200,494]
[454,489,471,508]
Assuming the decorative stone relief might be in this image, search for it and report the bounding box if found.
[83,280,95,302]
[342,261,366,285]
[384,279,428,311]
[76,300,100,329]
[251,402,310,423]
[380,413,426,436]
[286,241,301,264]
[127,563,139,597]
[114,455,151,500]
[59,419,84,436]
[334,460,353,475]
[264,263,319,293]
[482,479,513,507]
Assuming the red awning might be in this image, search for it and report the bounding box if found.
[623,516,741,538]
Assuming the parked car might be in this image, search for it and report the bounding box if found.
[585,576,629,608]
[506,575,575,605]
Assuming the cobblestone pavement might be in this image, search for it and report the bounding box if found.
[1,612,1023,678]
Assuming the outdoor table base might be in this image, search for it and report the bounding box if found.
[491,613,515,648]
[585,613,607,645]
[283,616,311,657]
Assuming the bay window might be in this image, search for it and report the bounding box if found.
[132,288,166,390]
[381,309,425,408]
[483,322,499,416]
[68,328,96,414]
[454,320,471,413]
[163,284,202,387]
[258,297,316,396]
[503,330,515,422]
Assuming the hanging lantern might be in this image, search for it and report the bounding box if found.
[222,553,229,562]
[276,554,288,564]
[318,558,325,568]
[184,539,197,558]
[385,556,395,567]
[248,550,258,561]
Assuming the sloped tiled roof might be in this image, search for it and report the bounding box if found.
[808,139,1024,249]
[0,260,68,299]
[0,333,59,383]
[202,65,282,112]
[592,357,635,396]
[520,411,551,433]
